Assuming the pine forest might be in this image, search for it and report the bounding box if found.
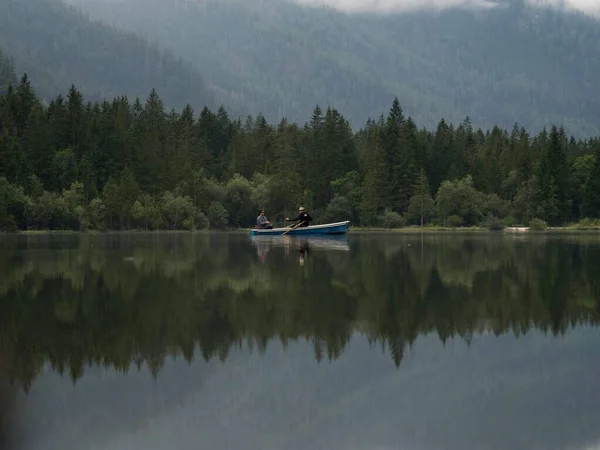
[2,73,600,232]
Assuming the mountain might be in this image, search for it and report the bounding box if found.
[67,0,600,136]
[0,0,214,111]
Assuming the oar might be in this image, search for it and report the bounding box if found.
[282,221,303,236]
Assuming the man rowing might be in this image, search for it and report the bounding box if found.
[286,206,313,228]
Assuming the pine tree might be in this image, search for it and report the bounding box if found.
[253,113,275,176]
[12,74,38,137]
[66,85,86,159]
[428,119,453,194]
[395,118,418,213]
[47,95,69,153]
[536,125,569,225]
[407,169,435,226]
[583,150,600,218]
[360,125,386,225]
[270,120,302,219]
[136,89,165,193]
[383,97,405,209]
[306,105,326,209]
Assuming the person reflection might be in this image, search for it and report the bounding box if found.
[298,241,309,266]
[255,240,269,263]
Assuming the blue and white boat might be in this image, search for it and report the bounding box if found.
[249,221,350,236]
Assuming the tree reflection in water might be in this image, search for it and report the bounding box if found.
[0,232,599,391]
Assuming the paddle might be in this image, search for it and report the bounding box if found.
[282,220,304,235]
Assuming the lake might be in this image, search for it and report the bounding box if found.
[1,232,600,450]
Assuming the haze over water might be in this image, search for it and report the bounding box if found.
[1,232,600,450]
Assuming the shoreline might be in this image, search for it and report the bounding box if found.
[3,226,600,235]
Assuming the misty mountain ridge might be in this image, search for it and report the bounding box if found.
[66,0,600,137]
[0,0,215,112]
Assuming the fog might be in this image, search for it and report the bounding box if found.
[292,0,600,15]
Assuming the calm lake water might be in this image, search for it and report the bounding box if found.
[1,232,600,450]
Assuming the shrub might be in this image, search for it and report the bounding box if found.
[378,209,406,228]
[207,202,229,230]
[196,211,209,230]
[502,216,517,227]
[576,218,600,229]
[528,218,548,230]
[445,215,464,227]
[483,213,504,231]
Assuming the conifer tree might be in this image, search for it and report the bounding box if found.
[407,169,435,226]
[383,97,405,209]
[360,125,386,225]
[536,125,569,224]
[395,117,419,212]
[583,150,600,218]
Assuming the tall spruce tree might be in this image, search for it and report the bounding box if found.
[395,117,419,212]
[360,124,386,225]
[383,97,405,211]
[583,150,600,218]
[536,125,569,225]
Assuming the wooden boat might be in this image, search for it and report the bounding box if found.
[249,221,350,236]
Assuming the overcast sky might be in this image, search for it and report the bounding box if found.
[292,0,600,15]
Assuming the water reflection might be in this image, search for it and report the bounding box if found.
[1,233,600,449]
[251,235,350,264]
[1,233,600,387]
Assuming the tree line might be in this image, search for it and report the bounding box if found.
[1,74,600,231]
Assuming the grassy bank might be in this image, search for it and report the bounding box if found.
[349,226,488,233]
[6,222,600,235]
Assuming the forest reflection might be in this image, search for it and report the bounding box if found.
[1,232,599,392]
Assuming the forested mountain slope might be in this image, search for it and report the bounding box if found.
[68,0,600,136]
[0,0,214,111]
[0,49,16,95]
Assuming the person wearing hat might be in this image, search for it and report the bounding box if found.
[286,207,313,228]
[255,210,273,229]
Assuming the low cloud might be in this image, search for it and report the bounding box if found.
[293,0,497,13]
[528,0,600,15]
[292,0,600,15]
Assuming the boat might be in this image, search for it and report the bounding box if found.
[249,221,350,236]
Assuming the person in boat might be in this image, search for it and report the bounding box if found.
[286,206,313,227]
[255,210,273,229]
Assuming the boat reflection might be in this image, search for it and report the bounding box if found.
[251,234,350,264]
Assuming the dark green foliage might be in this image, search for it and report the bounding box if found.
[536,126,570,225]
[2,81,600,231]
[529,218,549,231]
[70,0,600,137]
[359,124,387,225]
[207,202,229,230]
[483,213,505,231]
[407,170,435,226]
[583,148,600,218]
[0,0,214,112]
